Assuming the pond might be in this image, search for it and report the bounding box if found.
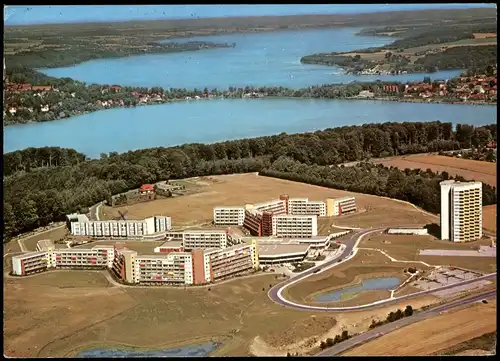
[74,342,217,358]
[314,277,401,302]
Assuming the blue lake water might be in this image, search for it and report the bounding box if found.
[40,27,463,90]
[74,342,217,358]
[4,98,496,158]
[315,277,401,302]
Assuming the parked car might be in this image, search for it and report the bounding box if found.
[313,268,321,274]
[482,299,488,304]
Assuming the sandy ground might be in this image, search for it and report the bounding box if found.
[343,300,497,356]
[374,154,496,186]
[250,295,441,356]
[102,173,436,229]
[482,204,496,234]
[360,233,496,274]
[473,32,497,39]
[4,271,364,358]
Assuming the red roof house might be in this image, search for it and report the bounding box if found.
[139,184,154,194]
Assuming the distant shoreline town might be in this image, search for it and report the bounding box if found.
[3,67,497,126]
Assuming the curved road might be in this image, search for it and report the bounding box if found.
[317,289,497,356]
[268,228,496,312]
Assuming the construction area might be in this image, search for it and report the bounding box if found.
[410,267,491,298]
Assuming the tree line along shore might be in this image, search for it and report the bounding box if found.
[3,121,497,240]
[3,64,497,126]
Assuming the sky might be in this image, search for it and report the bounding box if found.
[4,4,496,26]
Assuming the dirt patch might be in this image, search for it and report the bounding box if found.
[360,233,496,273]
[374,154,496,186]
[100,173,435,229]
[344,300,497,356]
[4,271,348,358]
[473,33,497,39]
[482,205,496,234]
[19,227,69,252]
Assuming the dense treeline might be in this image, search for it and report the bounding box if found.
[3,121,496,239]
[3,147,89,177]
[382,25,497,50]
[260,157,496,214]
[415,45,498,73]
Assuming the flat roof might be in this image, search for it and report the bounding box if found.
[214,206,245,210]
[137,252,190,260]
[158,240,183,248]
[258,243,310,257]
[37,239,55,251]
[12,251,45,260]
[182,229,227,233]
[273,214,317,219]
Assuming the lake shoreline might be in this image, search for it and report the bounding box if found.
[4,95,495,128]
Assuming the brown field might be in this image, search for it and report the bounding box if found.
[317,217,352,235]
[20,227,69,252]
[3,272,354,357]
[4,268,447,358]
[482,205,496,234]
[435,331,496,355]
[344,299,497,356]
[284,250,431,306]
[473,32,497,39]
[101,173,436,229]
[373,154,496,186]
[361,233,496,273]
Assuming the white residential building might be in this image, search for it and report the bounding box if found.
[440,181,483,242]
[67,213,171,239]
[325,196,357,216]
[213,206,245,226]
[287,197,326,216]
[181,230,228,250]
[271,214,318,238]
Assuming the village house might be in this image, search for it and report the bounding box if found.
[139,184,154,195]
[8,106,17,115]
[382,84,399,94]
[41,105,49,112]
[108,85,122,92]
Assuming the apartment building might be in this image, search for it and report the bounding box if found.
[203,241,259,282]
[11,245,115,276]
[11,252,49,276]
[67,213,172,239]
[113,247,195,285]
[271,214,318,238]
[181,230,228,250]
[53,245,116,269]
[325,196,357,216]
[153,239,184,253]
[440,180,483,242]
[243,200,287,237]
[213,206,245,226]
[281,195,327,216]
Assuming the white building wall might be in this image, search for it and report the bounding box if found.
[184,254,194,285]
[271,215,318,238]
[11,257,23,275]
[213,207,245,226]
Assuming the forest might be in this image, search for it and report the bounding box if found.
[260,157,496,215]
[3,121,496,240]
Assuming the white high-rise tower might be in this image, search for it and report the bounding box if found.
[440,180,483,242]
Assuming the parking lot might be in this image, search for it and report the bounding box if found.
[411,267,490,297]
[419,246,496,258]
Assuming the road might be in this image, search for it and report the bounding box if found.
[268,228,496,312]
[317,289,497,356]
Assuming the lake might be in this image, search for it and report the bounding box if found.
[41,27,463,90]
[314,277,401,302]
[4,98,496,158]
[74,342,217,358]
